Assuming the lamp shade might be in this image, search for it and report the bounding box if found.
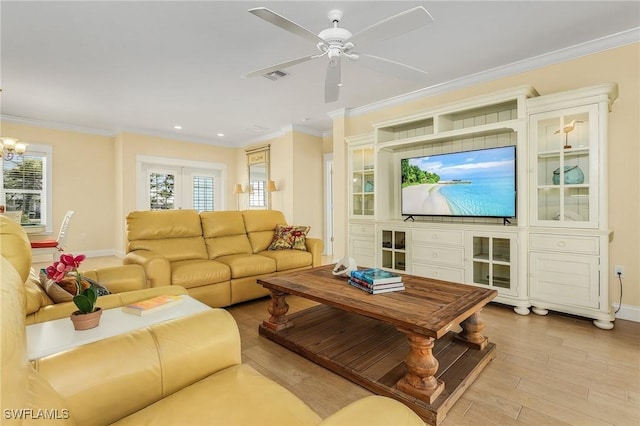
[266,180,278,192]
[233,184,244,194]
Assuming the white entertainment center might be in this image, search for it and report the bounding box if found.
[346,84,618,329]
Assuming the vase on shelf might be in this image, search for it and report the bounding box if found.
[552,165,584,185]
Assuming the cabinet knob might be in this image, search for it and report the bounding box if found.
[432,235,438,240]
[432,253,438,258]
[557,241,566,248]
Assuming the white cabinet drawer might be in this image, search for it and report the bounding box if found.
[412,245,464,267]
[352,239,375,256]
[349,224,375,236]
[413,229,464,246]
[413,264,464,283]
[530,234,599,255]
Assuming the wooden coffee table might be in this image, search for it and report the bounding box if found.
[258,265,497,425]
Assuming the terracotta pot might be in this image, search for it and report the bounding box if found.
[70,307,102,331]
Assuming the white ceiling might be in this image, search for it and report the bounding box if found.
[1,1,638,147]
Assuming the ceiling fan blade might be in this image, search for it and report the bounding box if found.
[357,53,428,80]
[347,6,433,47]
[324,58,341,103]
[249,7,324,44]
[244,54,317,78]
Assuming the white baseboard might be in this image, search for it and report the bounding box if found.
[614,304,640,323]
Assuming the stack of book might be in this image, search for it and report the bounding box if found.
[348,268,404,294]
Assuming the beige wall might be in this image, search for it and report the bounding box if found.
[243,131,324,239]
[332,43,640,310]
[1,122,117,254]
[291,132,323,238]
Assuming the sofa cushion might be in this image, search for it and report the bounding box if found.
[129,236,208,262]
[201,211,246,237]
[111,365,321,426]
[242,210,287,253]
[202,211,254,259]
[171,259,230,289]
[127,210,208,261]
[205,235,253,259]
[127,210,203,240]
[216,254,276,279]
[258,250,313,271]
[269,224,310,251]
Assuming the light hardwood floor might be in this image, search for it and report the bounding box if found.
[39,256,640,425]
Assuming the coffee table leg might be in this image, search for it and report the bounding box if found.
[456,310,488,350]
[263,290,293,331]
[396,329,444,404]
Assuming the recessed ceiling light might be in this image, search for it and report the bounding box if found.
[217,133,224,137]
[173,125,182,130]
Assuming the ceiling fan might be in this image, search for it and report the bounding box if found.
[244,6,434,103]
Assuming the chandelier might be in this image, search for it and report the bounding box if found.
[0,137,28,160]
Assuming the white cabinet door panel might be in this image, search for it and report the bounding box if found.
[530,252,599,309]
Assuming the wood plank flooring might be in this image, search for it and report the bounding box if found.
[45,256,640,425]
[258,304,496,425]
[228,296,640,425]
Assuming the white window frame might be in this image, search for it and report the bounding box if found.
[135,155,227,211]
[1,143,53,232]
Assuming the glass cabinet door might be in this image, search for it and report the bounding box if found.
[381,229,406,271]
[530,105,598,228]
[350,146,374,217]
[467,234,516,296]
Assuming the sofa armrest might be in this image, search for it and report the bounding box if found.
[26,286,188,324]
[82,264,148,294]
[124,250,171,287]
[32,308,241,425]
[305,237,324,267]
[319,396,425,426]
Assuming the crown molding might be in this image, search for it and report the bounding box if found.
[327,108,351,120]
[0,114,241,148]
[287,124,324,138]
[240,124,324,147]
[118,126,238,148]
[349,27,640,119]
[0,114,114,137]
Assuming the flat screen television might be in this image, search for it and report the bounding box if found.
[401,146,516,218]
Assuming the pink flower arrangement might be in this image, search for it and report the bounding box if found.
[46,253,98,314]
[46,253,86,284]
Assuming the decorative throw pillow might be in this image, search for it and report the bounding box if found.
[268,225,310,251]
[39,270,111,304]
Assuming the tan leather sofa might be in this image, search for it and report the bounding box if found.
[1,220,425,425]
[124,209,323,307]
[0,216,187,324]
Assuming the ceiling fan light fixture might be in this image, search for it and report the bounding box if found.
[246,6,434,103]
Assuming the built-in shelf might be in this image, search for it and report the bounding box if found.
[347,83,617,328]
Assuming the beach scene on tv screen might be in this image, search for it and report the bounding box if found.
[401,146,516,217]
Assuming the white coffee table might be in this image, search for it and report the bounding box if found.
[26,295,211,360]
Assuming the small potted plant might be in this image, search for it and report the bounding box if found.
[46,253,102,330]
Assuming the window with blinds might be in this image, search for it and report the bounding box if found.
[193,175,214,212]
[1,154,45,223]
